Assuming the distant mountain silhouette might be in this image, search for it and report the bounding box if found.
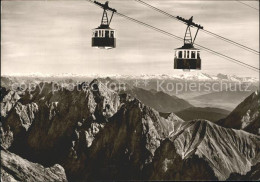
[191,89,257,110]
[175,107,230,122]
[126,87,193,113]
[217,90,260,135]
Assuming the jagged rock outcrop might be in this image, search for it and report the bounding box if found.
[1,90,21,118]
[1,148,67,182]
[0,87,39,150]
[5,102,38,133]
[1,89,38,150]
[1,80,121,176]
[218,90,260,135]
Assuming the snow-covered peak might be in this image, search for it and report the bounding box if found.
[174,72,213,80]
[2,72,259,83]
[2,72,51,77]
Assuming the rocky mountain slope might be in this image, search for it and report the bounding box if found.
[217,90,260,135]
[162,120,260,180]
[1,80,260,181]
[1,148,67,182]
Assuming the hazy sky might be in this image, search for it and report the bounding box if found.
[1,0,259,77]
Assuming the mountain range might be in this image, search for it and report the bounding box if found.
[2,73,259,110]
[2,72,259,82]
[1,78,259,181]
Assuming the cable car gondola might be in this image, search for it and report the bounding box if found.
[92,1,117,49]
[174,16,203,70]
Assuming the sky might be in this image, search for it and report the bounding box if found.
[1,0,259,77]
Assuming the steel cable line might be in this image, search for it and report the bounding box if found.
[134,0,259,55]
[115,12,259,72]
[86,0,259,72]
[236,0,259,11]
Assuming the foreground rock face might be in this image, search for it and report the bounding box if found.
[1,148,67,182]
[218,90,260,135]
[1,80,260,181]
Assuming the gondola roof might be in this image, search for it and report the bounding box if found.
[175,44,199,50]
[93,24,114,30]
